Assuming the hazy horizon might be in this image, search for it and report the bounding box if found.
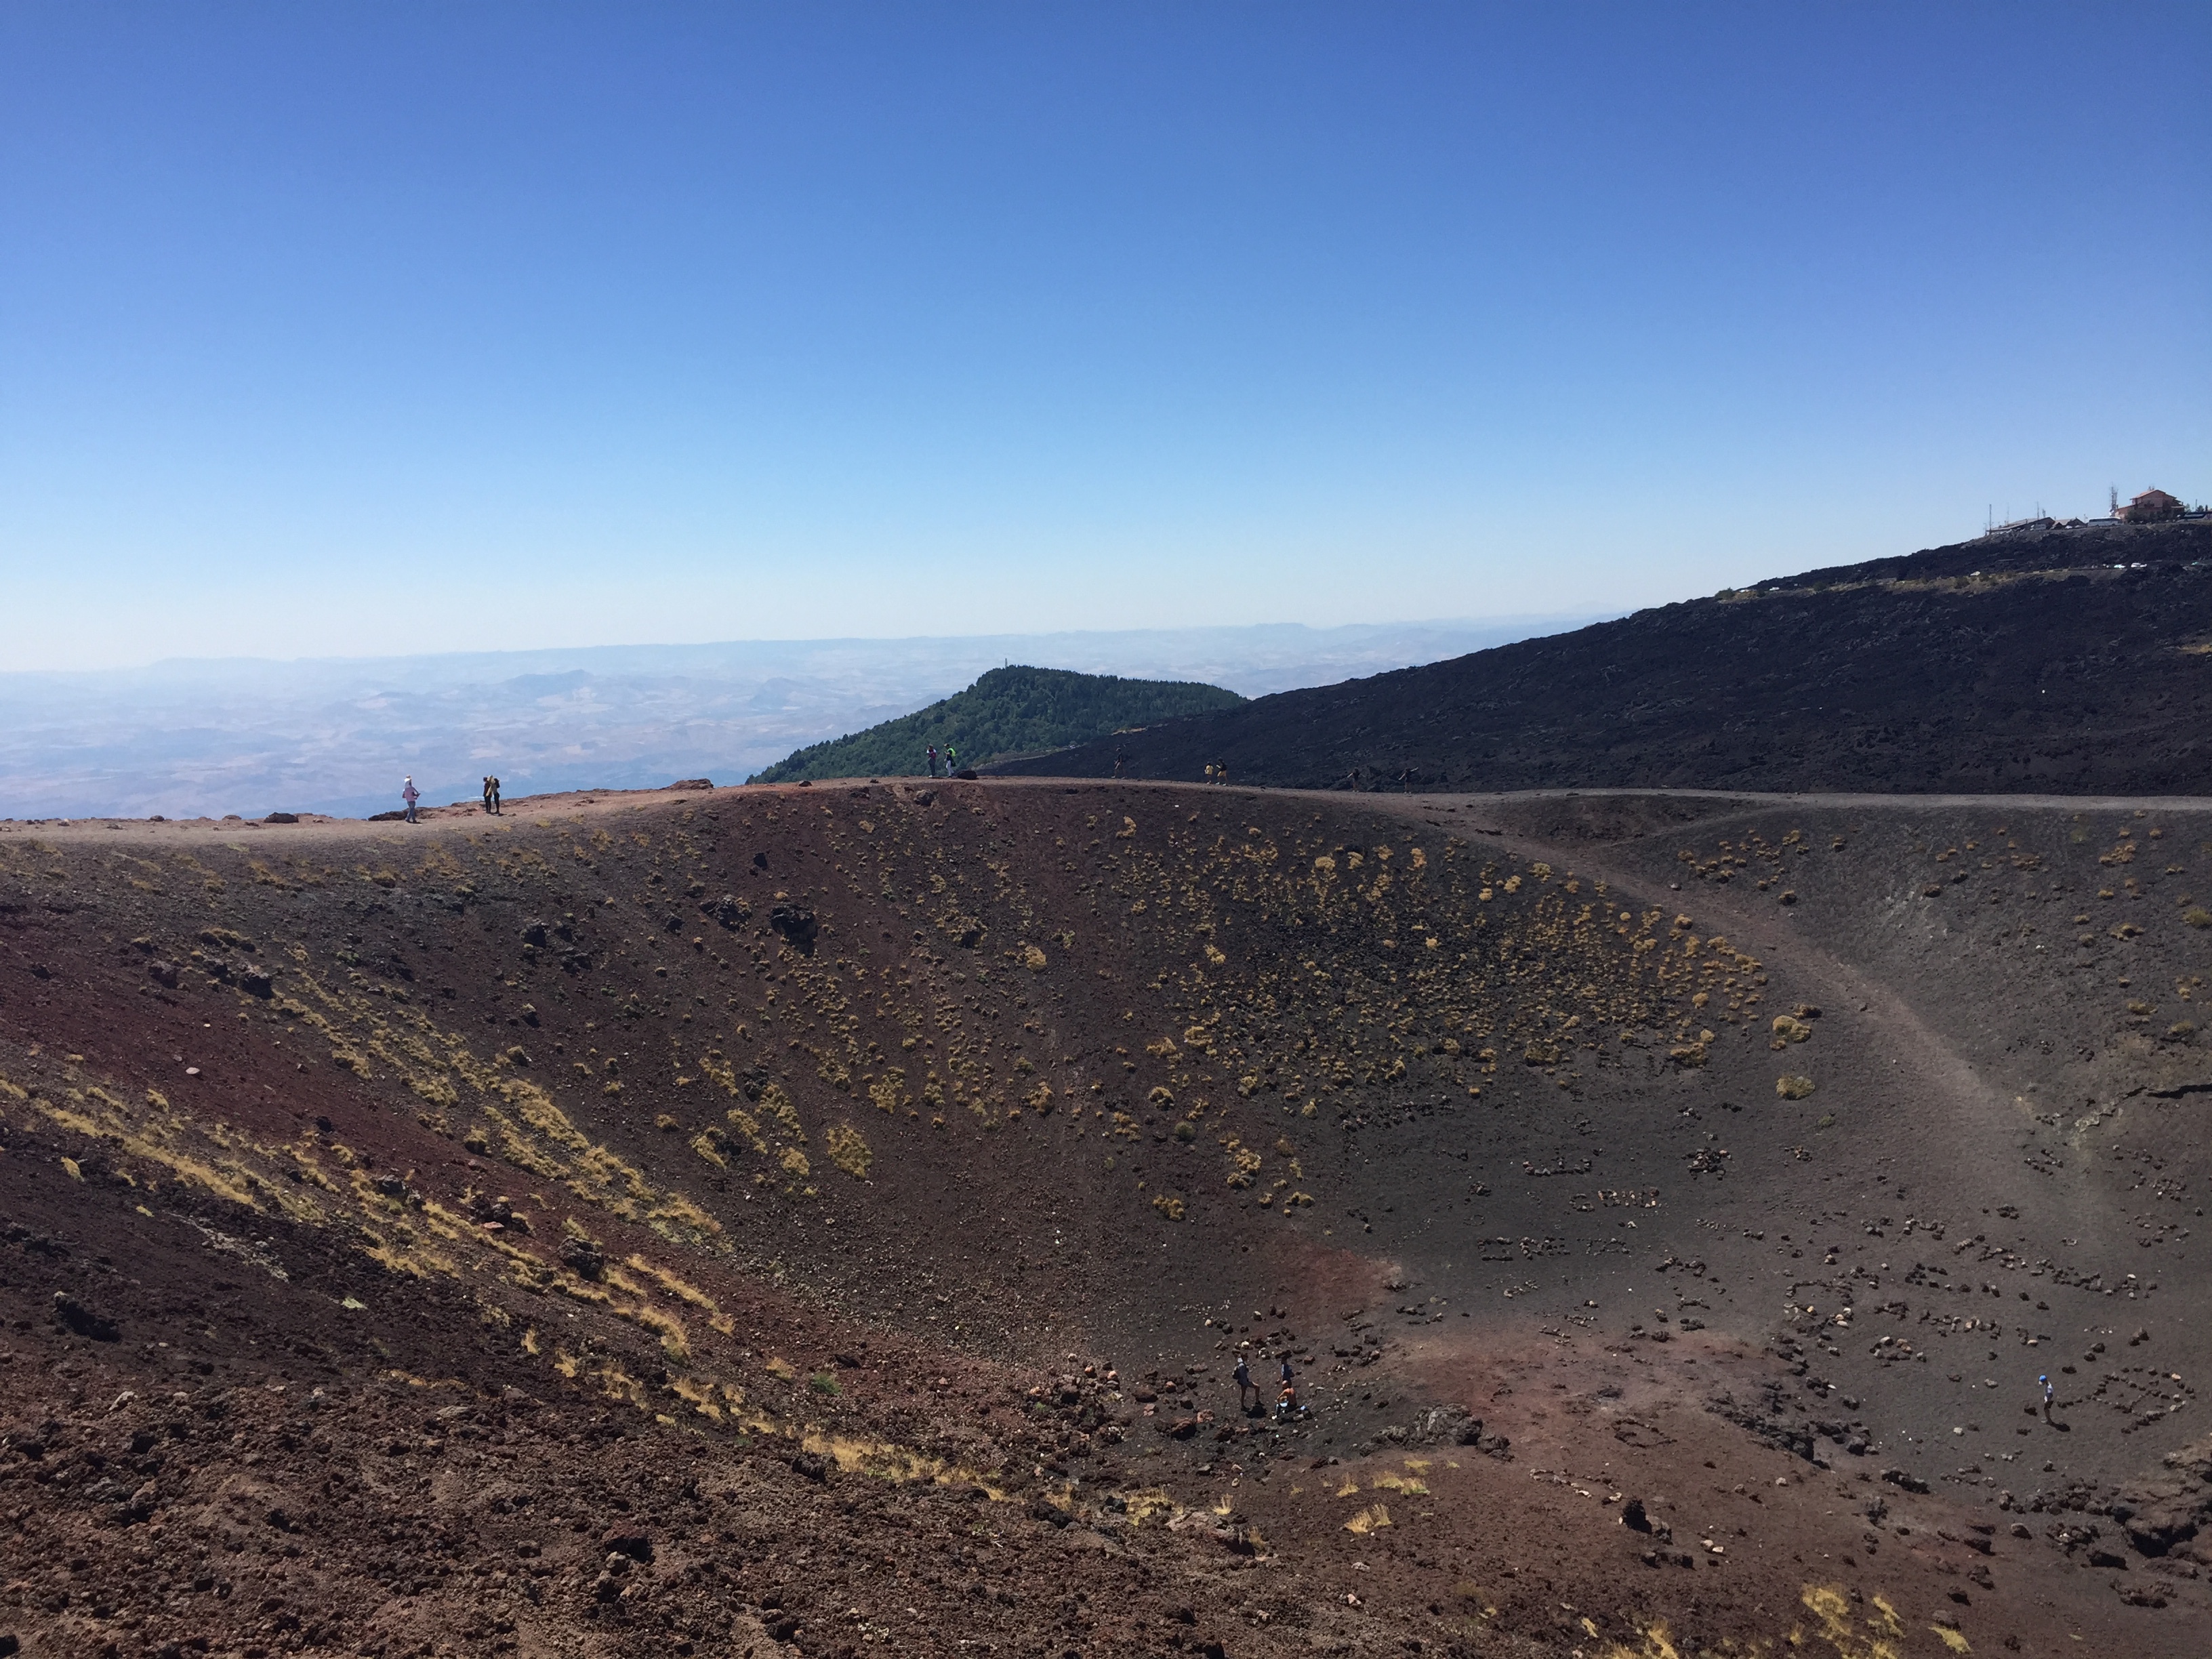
[0,613,1607,820]
[0,612,1583,685]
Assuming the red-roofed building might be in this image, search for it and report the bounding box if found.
[2121,487,2185,523]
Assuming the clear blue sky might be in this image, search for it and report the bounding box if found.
[3,1,2205,671]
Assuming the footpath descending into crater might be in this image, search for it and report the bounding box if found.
[3,779,2211,1658]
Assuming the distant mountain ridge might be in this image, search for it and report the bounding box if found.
[747,665,1244,782]
[995,518,2212,795]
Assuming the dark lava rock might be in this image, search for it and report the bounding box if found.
[769,903,817,950]
[701,895,751,929]
[558,1238,605,1279]
[52,1291,119,1342]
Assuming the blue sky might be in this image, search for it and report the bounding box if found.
[3,1,2206,671]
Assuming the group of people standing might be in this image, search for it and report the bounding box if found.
[924,743,960,777]
[1234,1353,1304,1418]
[394,774,500,823]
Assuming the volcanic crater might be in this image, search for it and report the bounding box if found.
[3,777,2210,1656]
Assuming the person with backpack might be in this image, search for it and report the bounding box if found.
[945,743,959,775]
[402,777,420,823]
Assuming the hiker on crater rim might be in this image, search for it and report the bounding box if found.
[945,743,959,774]
[490,776,501,815]
[481,776,495,815]
[926,744,941,779]
[401,776,420,823]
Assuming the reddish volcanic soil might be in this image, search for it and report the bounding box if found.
[3,778,2211,1658]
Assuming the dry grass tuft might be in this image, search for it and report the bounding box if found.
[824,1122,872,1179]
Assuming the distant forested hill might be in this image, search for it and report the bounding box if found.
[748,665,1245,782]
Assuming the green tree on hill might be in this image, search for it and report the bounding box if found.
[749,665,1245,783]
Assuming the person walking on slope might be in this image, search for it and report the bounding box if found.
[1276,1355,1299,1418]
[401,776,420,823]
[1234,1355,1258,1415]
[2041,1373,2056,1421]
[489,776,501,815]
[926,744,941,779]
